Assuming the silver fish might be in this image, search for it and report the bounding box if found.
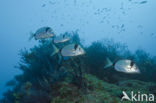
[104,58,140,73]
[114,59,140,73]
[54,34,70,43]
[34,27,54,40]
[61,44,85,57]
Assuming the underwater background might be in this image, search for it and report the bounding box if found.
[0,0,156,103]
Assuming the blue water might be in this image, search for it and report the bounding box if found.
[0,0,156,100]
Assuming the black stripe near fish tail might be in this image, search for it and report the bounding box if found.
[63,34,65,38]
[46,27,51,32]
[130,61,134,69]
[74,44,78,50]
[113,62,116,67]
[113,59,119,67]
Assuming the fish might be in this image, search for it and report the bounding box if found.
[53,34,70,43]
[104,58,140,73]
[61,44,85,57]
[42,4,46,7]
[140,1,147,4]
[30,27,54,40]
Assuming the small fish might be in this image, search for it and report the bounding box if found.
[104,58,140,73]
[61,44,85,57]
[150,33,155,36]
[140,1,147,4]
[53,34,70,43]
[121,24,124,28]
[30,27,54,40]
[42,4,46,7]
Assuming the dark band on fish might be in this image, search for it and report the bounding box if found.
[74,44,78,50]
[63,34,65,38]
[130,61,134,69]
[46,27,51,32]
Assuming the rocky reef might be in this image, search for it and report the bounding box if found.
[1,32,156,103]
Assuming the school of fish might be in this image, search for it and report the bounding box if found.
[32,26,140,74]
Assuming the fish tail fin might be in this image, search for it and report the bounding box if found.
[104,58,113,68]
[51,44,59,56]
[28,32,34,41]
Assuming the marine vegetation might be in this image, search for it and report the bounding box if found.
[1,31,156,103]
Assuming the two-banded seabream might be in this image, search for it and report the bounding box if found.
[61,44,85,57]
[33,27,54,40]
[54,34,70,43]
[104,58,140,73]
